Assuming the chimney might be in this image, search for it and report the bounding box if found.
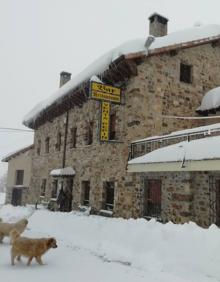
[148,13,168,37]
[59,71,71,87]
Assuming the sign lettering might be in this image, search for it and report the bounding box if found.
[90,82,121,103]
[100,102,110,141]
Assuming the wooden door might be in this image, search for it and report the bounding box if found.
[144,180,161,218]
[11,188,22,206]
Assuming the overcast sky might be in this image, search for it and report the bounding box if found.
[1,0,220,176]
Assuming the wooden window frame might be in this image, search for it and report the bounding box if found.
[45,137,50,154]
[180,63,192,84]
[82,181,90,206]
[86,122,93,145]
[40,179,47,197]
[109,113,116,140]
[56,132,62,151]
[104,181,115,211]
[70,127,77,148]
[15,170,24,185]
[37,139,41,156]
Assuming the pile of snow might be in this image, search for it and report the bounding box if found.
[23,24,220,127]
[197,86,220,111]
[129,135,220,164]
[24,209,220,280]
[1,205,220,281]
[0,204,33,222]
[0,192,5,205]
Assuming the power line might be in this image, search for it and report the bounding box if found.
[160,114,220,120]
[0,127,33,132]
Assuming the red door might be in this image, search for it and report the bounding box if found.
[144,180,161,218]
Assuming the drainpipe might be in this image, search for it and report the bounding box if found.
[62,110,69,168]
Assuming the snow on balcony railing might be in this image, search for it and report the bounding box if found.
[130,124,220,159]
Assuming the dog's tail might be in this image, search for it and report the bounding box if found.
[10,229,20,244]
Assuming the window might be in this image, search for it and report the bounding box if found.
[109,113,116,140]
[51,179,58,198]
[144,180,161,218]
[56,132,62,151]
[37,139,41,155]
[70,127,77,148]
[82,181,90,206]
[180,63,192,84]
[104,182,114,211]
[45,137,50,153]
[40,179,47,197]
[15,170,24,185]
[85,122,93,145]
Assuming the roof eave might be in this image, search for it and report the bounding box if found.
[127,159,220,172]
[1,144,34,162]
[24,55,138,130]
[148,35,220,56]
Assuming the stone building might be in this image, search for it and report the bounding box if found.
[128,124,220,227]
[23,13,220,222]
[2,144,33,206]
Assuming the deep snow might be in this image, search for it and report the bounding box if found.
[0,192,5,206]
[1,204,220,282]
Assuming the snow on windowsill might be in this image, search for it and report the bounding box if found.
[50,198,57,201]
[100,209,113,215]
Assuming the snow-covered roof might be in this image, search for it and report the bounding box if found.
[149,24,220,52]
[1,144,34,162]
[132,123,220,144]
[23,24,220,128]
[50,167,75,177]
[148,13,169,21]
[128,136,220,166]
[197,86,220,112]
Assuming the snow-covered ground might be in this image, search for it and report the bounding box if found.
[0,192,5,206]
[1,205,220,282]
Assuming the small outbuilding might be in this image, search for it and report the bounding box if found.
[128,124,220,227]
[2,144,33,206]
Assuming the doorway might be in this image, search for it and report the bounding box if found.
[144,179,161,218]
[11,187,22,206]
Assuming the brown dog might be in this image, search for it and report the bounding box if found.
[0,218,28,243]
[10,229,57,266]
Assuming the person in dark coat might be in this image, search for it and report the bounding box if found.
[57,188,67,212]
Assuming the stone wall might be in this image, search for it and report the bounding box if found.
[28,42,220,222]
[140,171,220,227]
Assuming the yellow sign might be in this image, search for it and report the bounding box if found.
[100,102,110,141]
[90,82,121,103]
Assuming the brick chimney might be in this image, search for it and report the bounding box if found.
[60,71,71,87]
[149,13,168,37]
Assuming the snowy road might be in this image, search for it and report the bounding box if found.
[1,241,149,282]
[0,232,193,282]
[1,205,220,282]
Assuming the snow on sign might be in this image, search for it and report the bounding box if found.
[90,81,121,103]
